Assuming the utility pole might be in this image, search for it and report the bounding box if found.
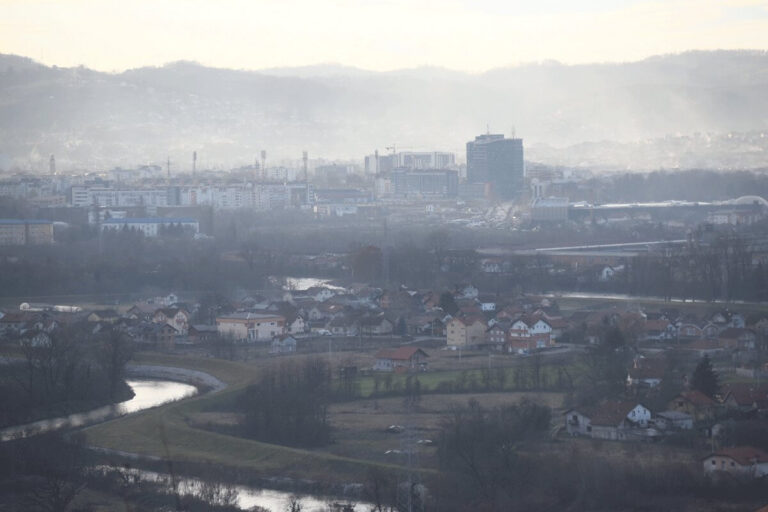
[260,150,267,181]
[303,150,309,204]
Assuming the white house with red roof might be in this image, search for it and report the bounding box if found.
[374,347,429,372]
[505,315,553,353]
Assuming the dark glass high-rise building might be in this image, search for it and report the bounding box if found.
[466,134,524,200]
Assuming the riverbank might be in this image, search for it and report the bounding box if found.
[0,379,135,430]
[84,352,412,487]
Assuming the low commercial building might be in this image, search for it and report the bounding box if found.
[101,217,199,237]
[530,197,569,222]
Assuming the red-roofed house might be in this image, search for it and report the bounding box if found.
[718,328,758,350]
[374,347,429,372]
[703,446,768,478]
[505,316,553,353]
[668,391,717,421]
[626,358,665,388]
[721,383,768,412]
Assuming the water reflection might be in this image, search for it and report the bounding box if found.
[97,465,369,512]
[0,379,198,441]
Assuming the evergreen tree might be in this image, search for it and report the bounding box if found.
[439,292,459,316]
[692,355,719,398]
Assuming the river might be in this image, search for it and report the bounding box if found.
[2,378,371,510]
[0,379,198,441]
[95,465,368,512]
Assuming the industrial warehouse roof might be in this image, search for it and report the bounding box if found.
[101,217,198,224]
[0,219,52,224]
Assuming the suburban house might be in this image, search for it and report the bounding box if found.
[709,310,746,330]
[285,314,306,335]
[305,286,336,302]
[641,318,675,342]
[446,315,486,347]
[626,358,665,389]
[718,328,758,350]
[477,294,497,312]
[87,309,120,324]
[653,411,694,430]
[407,314,444,336]
[152,308,190,335]
[359,315,394,336]
[216,312,286,341]
[270,334,298,354]
[153,323,179,348]
[456,284,479,299]
[327,315,358,337]
[505,316,553,353]
[667,390,717,421]
[677,322,703,340]
[126,302,159,321]
[187,324,218,343]
[721,383,768,413]
[703,446,768,478]
[598,265,624,282]
[486,321,509,346]
[373,347,429,372]
[683,339,727,358]
[564,401,652,441]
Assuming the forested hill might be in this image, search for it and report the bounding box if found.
[2,50,768,170]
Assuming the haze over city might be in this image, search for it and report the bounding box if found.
[1,2,768,511]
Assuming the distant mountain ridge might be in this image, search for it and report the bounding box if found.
[1,50,768,171]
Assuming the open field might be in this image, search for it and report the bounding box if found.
[553,293,768,315]
[83,352,424,483]
[325,391,567,468]
[83,348,580,483]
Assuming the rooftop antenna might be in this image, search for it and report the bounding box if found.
[192,151,197,176]
[166,156,171,181]
[486,123,490,135]
[511,126,516,139]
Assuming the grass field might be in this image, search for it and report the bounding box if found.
[84,352,426,482]
[84,349,580,483]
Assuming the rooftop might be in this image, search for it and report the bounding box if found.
[102,217,198,224]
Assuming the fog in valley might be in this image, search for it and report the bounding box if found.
[2,2,768,511]
[3,50,768,171]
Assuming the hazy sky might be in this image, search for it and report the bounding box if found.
[1,0,767,72]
